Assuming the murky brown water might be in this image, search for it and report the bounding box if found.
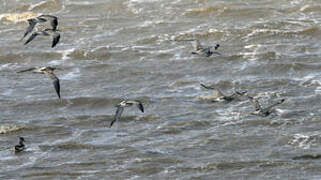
[1,0,321,179]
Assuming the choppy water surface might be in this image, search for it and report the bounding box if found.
[1,0,321,179]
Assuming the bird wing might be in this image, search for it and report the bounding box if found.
[36,16,48,23]
[235,90,247,96]
[21,20,37,40]
[207,44,221,55]
[200,83,225,97]
[51,32,60,48]
[17,67,36,73]
[24,32,40,45]
[200,83,216,90]
[45,71,61,99]
[201,47,213,57]
[52,78,61,99]
[39,15,58,30]
[110,106,124,127]
[248,96,261,111]
[262,99,285,112]
[14,144,25,152]
[192,40,202,51]
[125,100,144,113]
[136,101,144,113]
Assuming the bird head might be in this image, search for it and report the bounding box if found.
[235,90,248,96]
[40,66,56,72]
[19,137,25,142]
[27,18,36,23]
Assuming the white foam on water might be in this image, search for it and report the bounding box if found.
[244,44,262,49]
[312,80,321,86]
[60,67,81,80]
[55,48,76,61]
[315,86,321,93]
[28,1,48,11]
[0,63,19,71]
[88,45,110,53]
[1,89,13,96]
[128,0,159,3]
[289,133,314,149]
[48,60,63,66]
[66,1,94,5]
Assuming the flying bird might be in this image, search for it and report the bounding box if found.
[14,137,26,153]
[22,15,60,48]
[110,100,144,127]
[200,83,247,102]
[17,66,61,99]
[191,40,221,57]
[247,95,285,117]
[21,15,58,40]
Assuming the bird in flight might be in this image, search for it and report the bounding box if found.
[200,83,247,102]
[22,15,60,48]
[110,100,144,127]
[191,40,221,57]
[247,95,285,117]
[14,137,26,153]
[17,66,61,99]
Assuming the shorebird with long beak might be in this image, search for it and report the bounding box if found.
[190,39,220,57]
[110,100,144,127]
[17,66,61,99]
[22,15,60,48]
[247,95,285,117]
[14,137,26,153]
[200,83,247,102]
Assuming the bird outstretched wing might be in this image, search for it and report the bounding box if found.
[45,71,61,99]
[39,15,58,30]
[248,96,261,111]
[51,32,60,48]
[17,67,36,73]
[262,99,285,112]
[136,101,144,113]
[200,83,225,97]
[21,20,37,40]
[192,40,202,51]
[110,106,124,127]
[24,32,40,45]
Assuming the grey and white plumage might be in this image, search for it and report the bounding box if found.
[21,15,58,40]
[191,40,220,57]
[110,100,144,127]
[22,15,60,48]
[17,66,61,99]
[24,29,60,48]
[14,137,26,153]
[247,95,285,117]
[200,83,247,102]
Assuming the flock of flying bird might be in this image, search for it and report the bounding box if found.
[13,14,285,152]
